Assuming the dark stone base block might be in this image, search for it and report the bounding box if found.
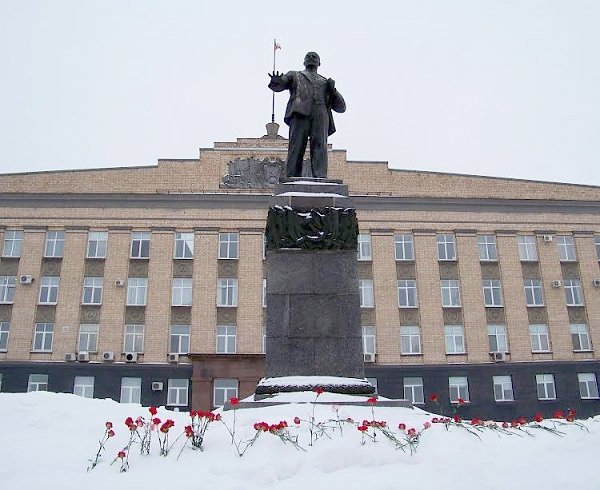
[255,376,375,396]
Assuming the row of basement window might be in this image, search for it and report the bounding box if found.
[3,230,600,263]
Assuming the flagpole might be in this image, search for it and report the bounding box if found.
[271,39,277,123]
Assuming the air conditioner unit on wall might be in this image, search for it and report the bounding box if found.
[125,352,138,363]
[168,353,179,364]
[77,352,90,362]
[102,351,115,361]
[593,279,600,287]
[64,353,77,362]
[151,382,164,392]
[552,280,562,288]
[115,279,125,287]
[492,352,507,362]
[363,353,376,363]
[19,275,33,284]
[542,235,553,242]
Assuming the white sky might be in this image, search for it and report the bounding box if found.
[0,0,599,185]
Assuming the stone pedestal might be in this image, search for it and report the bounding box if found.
[260,178,374,396]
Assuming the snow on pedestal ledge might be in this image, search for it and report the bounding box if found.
[255,375,376,397]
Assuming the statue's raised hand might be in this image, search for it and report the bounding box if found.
[269,71,283,81]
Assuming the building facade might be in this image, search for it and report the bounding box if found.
[1,129,600,420]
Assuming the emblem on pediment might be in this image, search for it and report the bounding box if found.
[221,158,284,189]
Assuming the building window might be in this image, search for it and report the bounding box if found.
[488,324,508,353]
[174,232,194,259]
[0,321,9,351]
[444,325,465,354]
[217,278,238,307]
[82,277,103,305]
[517,235,537,261]
[213,378,238,407]
[78,324,99,352]
[493,375,514,402]
[536,374,556,400]
[170,325,190,354]
[127,277,148,306]
[362,326,376,355]
[218,232,239,259]
[27,374,48,392]
[440,279,461,307]
[2,230,23,257]
[448,376,469,403]
[400,325,421,355]
[564,279,583,306]
[32,323,53,351]
[38,276,59,304]
[478,235,497,261]
[120,377,141,403]
[87,231,108,259]
[578,373,599,399]
[529,324,551,352]
[359,279,374,308]
[172,278,192,306]
[124,324,144,353]
[557,236,576,262]
[44,230,65,258]
[0,276,16,303]
[216,325,236,354]
[397,280,418,308]
[570,323,592,351]
[394,234,414,261]
[595,236,600,260]
[403,377,424,404]
[523,279,544,306]
[130,231,150,259]
[73,376,95,398]
[167,379,189,406]
[263,279,267,308]
[482,279,503,307]
[357,234,372,261]
[437,233,456,261]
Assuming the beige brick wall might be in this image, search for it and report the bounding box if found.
[576,234,600,358]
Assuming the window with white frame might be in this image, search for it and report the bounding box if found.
[557,236,576,262]
[578,373,599,399]
[441,279,461,307]
[564,279,583,306]
[359,279,374,308]
[172,278,192,306]
[2,230,23,257]
[0,276,16,303]
[174,232,194,259]
[482,279,503,307]
[444,325,465,354]
[362,326,376,355]
[38,276,59,304]
[167,379,189,406]
[595,236,600,261]
[403,377,424,404]
[523,279,544,306]
[263,279,267,308]
[27,374,48,392]
[78,324,99,352]
[170,325,190,354]
[120,377,141,403]
[437,233,456,261]
[127,277,148,306]
[570,323,592,351]
[87,231,108,259]
[400,325,421,355]
[130,231,150,259]
[488,324,508,353]
[394,234,414,261]
[477,235,497,261]
[0,321,9,351]
[32,323,53,351]
[517,235,538,261]
[493,375,514,402]
[124,324,144,353]
[213,378,238,407]
[262,325,266,354]
[448,376,469,403]
[536,374,556,400]
[217,278,238,307]
[397,279,418,308]
[357,234,372,261]
[44,230,65,258]
[529,324,551,352]
[218,232,239,259]
[82,277,103,305]
[216,325,236,354]
[73,376,94,398]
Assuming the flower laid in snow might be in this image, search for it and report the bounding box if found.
[429,393,438,403]
[366,396,378,405]
[314,386,324,396]
[87,421,116,472]
[149,406,158,416]
[294,416,301,425]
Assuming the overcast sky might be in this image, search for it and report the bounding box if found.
[1,0,599,185]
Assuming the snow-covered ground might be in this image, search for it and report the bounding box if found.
[1,391,599,490]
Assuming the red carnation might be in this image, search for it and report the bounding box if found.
[124,416,134,427]
[453,415,462,423]
[149,406,158,416]
[502,421,509,429]
[105,421,113,429]
[117,451,126,459]
[229,397,240,406]
[429,393,438,402]
[366,396,378,405]
[293,416,301,425]
[152,417,161,425]
[553,410,564,419]
[398,423,406,430]
[107,429,115,438]
[357,425,368,432]
[457,397,465,405]
[189,410,197,418]
[314,386,324,396]
[534,413,543,423]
